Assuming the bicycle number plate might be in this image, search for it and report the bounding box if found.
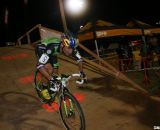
[39,54,49,64]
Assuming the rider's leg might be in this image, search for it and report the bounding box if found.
[35,44,52,83]
[38,63,53,85]
[38,64,54,100]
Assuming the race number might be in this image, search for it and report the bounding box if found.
[39,53,49,64]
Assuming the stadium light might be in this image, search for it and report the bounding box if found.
[59,0,87,32]
[65,0,87,15]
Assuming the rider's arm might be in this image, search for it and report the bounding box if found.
[72,48,83,69]
[72,48,86,78]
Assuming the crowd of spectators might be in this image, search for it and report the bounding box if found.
[116,36,160,71]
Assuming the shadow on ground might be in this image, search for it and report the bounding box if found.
[0,91,62,130]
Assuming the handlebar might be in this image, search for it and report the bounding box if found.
[49,73,86,92]
[60,73,85,86]
[72,74,84,85]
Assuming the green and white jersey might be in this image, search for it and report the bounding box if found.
[42,37,61,46]
[41,37,61,56]
[40,36,82,63]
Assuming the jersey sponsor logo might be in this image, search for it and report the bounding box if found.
[47,49,52,54]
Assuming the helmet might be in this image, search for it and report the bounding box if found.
[61,31,77,49]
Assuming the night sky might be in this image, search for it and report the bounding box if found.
[0,0,159,46]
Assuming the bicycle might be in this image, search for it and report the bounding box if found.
[34,70,86,130]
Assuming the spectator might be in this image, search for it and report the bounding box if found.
[140,41,152,69]
[132,45,141,70]
[149,36,160,66]
[116,43,133,71]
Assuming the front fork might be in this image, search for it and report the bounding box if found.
[62,93,74,117]
[63,100,68,116]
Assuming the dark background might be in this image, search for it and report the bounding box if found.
[0,0,159,46]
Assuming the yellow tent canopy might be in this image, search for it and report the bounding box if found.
[126,19,160,35]
[127,19,152,28]
[77,19,142,42]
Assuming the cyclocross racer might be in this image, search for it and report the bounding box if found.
[34,31,87,100]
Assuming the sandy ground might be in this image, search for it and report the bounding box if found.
[0,45,160,130]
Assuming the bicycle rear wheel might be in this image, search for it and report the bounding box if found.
[59,92,85,130]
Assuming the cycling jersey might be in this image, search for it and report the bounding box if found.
[35,37,82,69]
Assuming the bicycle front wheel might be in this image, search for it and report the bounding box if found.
[59,92,85,130]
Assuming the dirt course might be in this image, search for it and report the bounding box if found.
[0,45,160,130]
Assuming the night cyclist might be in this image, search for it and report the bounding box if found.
[34,31,87,100]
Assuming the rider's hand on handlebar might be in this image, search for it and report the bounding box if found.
[80,71,87,83]
[49,75,61,92]
[50,75,60,85]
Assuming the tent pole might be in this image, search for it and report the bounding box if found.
[141,28,150,84]
[92,20,100,58]
[94,39,100,57]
